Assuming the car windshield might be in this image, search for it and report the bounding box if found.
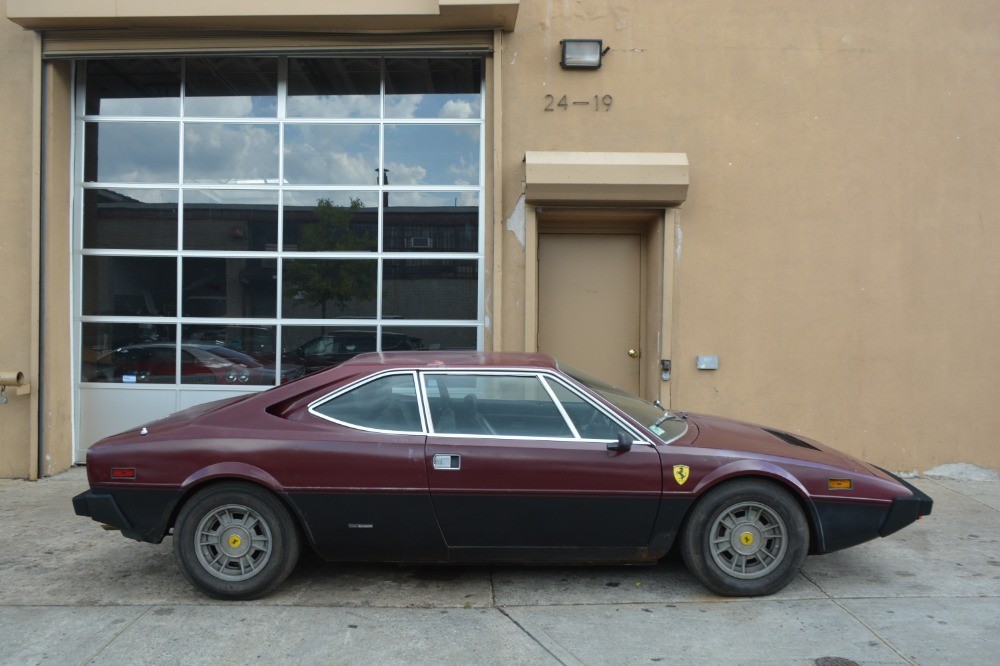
[558,361,688,443]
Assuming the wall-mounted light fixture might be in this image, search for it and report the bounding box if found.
[560,39,608,69]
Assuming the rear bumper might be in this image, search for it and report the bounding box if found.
[72,488,179,544]
[73,490,132,531]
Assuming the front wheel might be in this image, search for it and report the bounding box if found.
[173,482,300,600]
[680,479,809,596]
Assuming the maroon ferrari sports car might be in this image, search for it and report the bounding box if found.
[74,351,932,599]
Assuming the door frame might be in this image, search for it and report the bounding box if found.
[526,206,678,406]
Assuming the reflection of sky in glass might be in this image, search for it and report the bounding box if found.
[185,95,277,118]
[386,191,479,207]
[283,124,379,186]
[384,125,480,186]
[86,122,180,183]
[184,124,279,183]
[384,94,481,119]
[184,58,277,118]
[287,58,381,119]
[85,59,181,116]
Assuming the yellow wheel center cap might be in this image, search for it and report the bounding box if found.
[740,532,754,546]
[228,534,242,549]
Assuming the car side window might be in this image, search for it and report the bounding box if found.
[312,373,422,433]
[545,379,631,441]
[425,373,573,438]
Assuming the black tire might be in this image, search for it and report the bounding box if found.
[173,482,300,600]
[680,479,808,596]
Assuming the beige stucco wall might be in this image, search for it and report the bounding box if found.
[0,1,36,478]
[1,0,998,476]
[499,1,1000,471]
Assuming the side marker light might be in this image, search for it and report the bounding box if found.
[828,478,853,490]
[111,467,136,480]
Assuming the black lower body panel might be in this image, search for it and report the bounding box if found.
[286,492,448,561]
[73,488,181,544]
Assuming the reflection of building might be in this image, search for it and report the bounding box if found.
[3,2,1000,478]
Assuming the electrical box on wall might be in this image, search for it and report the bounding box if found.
[696,355,719,370]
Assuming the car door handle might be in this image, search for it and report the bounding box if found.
[432,454,461,470]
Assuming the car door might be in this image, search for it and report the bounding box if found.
[422,371,662,556]
[294,370,445,560]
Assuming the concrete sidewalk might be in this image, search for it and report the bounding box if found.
[0,468,997,665]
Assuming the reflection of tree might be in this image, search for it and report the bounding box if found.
[283,198,375,318]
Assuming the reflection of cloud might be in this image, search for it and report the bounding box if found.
[286,95,379,119]
[384,162,428,186]
[283,125,378,185]
[384,95,423,119]
[100,98,178,116]
[448,157,479,186]
[184,123,279,183]
[96,123,179,183]
[438,99,476,119]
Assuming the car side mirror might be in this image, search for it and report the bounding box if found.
[607,432,633,452]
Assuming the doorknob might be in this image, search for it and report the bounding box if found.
[627,348,639,359]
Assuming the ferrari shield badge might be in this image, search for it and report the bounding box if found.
[673,464,690,486]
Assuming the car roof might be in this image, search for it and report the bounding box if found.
[338,350,560,371]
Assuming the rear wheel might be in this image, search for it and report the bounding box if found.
[680,479,808,596]
[173,482,300,600]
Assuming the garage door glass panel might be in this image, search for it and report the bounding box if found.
[83,188,178,250]
[82,256,176,317]
[282,259,377,319]
[181,324,286,385]
[184,58,278,118]
[381,326,475,352]
[183,123,279,184]
[283,124,379,186]
[183,190,278,251]
[382,260,477,320]
[84,122,179,183]
[385,59,482,119]
[282,325,378,374]
[287,58,381,119]
[81,323,176,383]
[384,125,480,186]
[313,374,422,433]
[384,191,479,253]
[85,59,181,116]
[182,258,276,318]
[282,190,377,252]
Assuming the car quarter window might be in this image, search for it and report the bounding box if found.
[423,373,574,438]
[311,373,422,432]
[545,379,631,441]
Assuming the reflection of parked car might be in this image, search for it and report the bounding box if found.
[291,331,423,373]
[87,343,303,385]
[74,351,931,601]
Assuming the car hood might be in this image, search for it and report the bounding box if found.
[685,413,880,477]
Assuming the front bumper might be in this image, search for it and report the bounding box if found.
[811,472,933,553]
[877,469,933,537]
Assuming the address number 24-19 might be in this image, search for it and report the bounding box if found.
[544,94,614,112]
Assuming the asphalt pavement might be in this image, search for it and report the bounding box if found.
[0,467,997,665]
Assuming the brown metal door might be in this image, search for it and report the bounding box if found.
[538,233,642,393]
